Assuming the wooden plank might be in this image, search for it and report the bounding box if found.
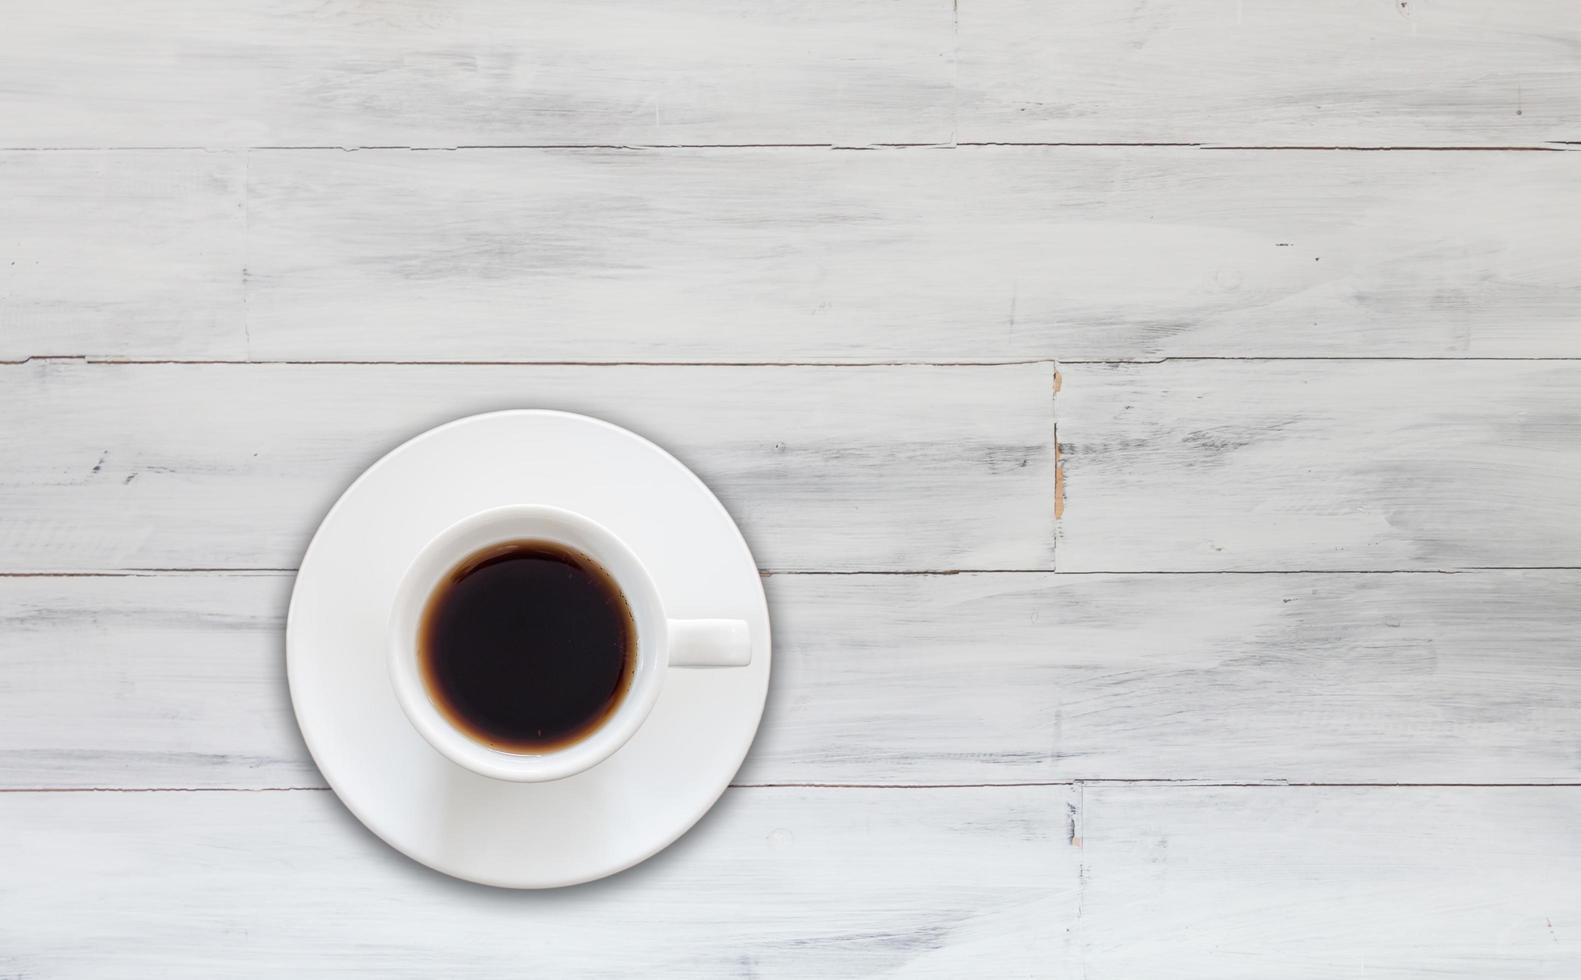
[958,0,1581,146]
[9,570,1579,790]
[0,0,953,149]
[1058,360,1581,571]
[0,151,246,359]
[1076,786,1581,978]
[0,574,315,790]
[761,569,1581,785]
[768,568,1581,785]
[6,148,1576,361]
[4,571,1080,789]
[0,786,1074,976]
[1022,569,1581,783]
[0,571,1071,790]
[0,361,1053,572]
[243,146,1581,361]
[4,2,1577,149]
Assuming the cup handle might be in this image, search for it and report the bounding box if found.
[668,619,752,668]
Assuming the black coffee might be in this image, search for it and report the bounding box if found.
[419,541,635,752]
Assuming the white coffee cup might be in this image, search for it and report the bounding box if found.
[389,504,751,782]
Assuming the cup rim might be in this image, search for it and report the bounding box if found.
[388,504,667,782]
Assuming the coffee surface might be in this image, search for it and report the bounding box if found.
[419,541,634,752]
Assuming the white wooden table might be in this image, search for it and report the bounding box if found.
[3,2,1580,976]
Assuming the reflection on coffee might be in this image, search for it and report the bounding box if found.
[419,541,634,752]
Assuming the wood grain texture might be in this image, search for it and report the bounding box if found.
[242,147,1581,361]
[0,151,246,359]
[4,0,1581,965]
[1076,786,1581,978]
[0,786,1074,978]
[0,361,1053,573]
[11,147,1581,361]
[958,0,1581,146]
[9,570,1578,790]
[4,2,1578,149]
[0,0,954,149]
[1059,360,1581,571]
[0,574,314,790]
[1025,569,1581,783]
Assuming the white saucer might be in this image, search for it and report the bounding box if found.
[286,411,771,888]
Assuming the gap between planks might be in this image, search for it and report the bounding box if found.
[8,782,1581,794]
[2,143,1577,152]
[4,568,1581,578]
[9,356,1581,367]
[0,356,1057,368]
